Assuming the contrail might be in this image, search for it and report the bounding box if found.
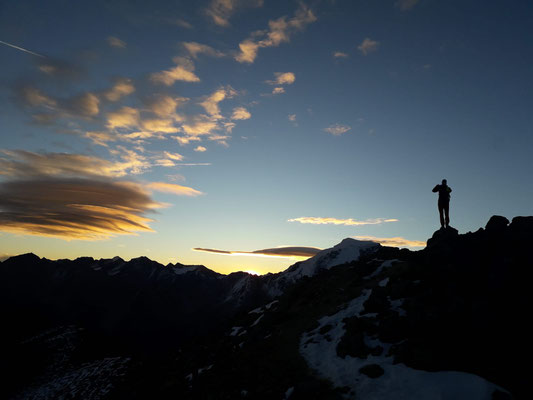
[0,40,45,58]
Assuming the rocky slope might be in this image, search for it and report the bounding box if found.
[0,215,531,399]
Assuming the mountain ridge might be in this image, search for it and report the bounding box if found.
[1,215,531,399]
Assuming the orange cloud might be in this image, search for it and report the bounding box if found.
[147,182,203,197]
[150,57,200,85]
[235,4,316,63]
[104,78,135,102]
[358,38,380,55]
[288,217,398,226]
[193,246,321,259]
[0,178,160,240]
[353,236,426,248]
[107,36,126,48]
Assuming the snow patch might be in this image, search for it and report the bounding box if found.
[172,265,198,275]
[230,326,243,337]
[300,291,505,399]
[284,386,294,399]
[268,239,379,296]
[368,259,398,279]
[251,314,264,327]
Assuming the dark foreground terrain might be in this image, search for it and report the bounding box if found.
[1,216,531,399]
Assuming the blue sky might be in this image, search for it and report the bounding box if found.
[1,0,532,274]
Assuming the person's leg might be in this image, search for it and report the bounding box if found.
[438,203,444,228]
[444,203,450,228]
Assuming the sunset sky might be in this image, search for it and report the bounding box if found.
[1,0,532,274]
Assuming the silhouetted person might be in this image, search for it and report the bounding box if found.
[432,179,452,229]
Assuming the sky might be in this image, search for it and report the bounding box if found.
[1,0,532,274]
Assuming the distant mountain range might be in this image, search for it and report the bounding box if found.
[1,215,531,399]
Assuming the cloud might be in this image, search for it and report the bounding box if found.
[353,236,426,248]
[194,146,207,152]
[147,182,203,197]
[324,124,351,136]
[333,51,348,58]
[395,0,420,11]
[106,106,140,130]
[0,178,160,240]
[193,245,321,259]
[175,136,202,145]
[206,0,264,27]
[150,57,200,85]
[272,87,285,95]
[267,72,295,85]
[17,86,100,119]
[36,58,83,79]
[19,87,56,108]
[288,217,398,226]
[199,86,237,119]
[288,114,296,121]
[172,18,193,29]
[85,131,118,147]
[163,151,184,161]
[107,36,127,48]
[69,93,100,116]
[103,78,135,101]
[183,42,224,58]
[231,106,251,120]
[140,118,179,134]
[358,38,380,55]
[181,115,219,136]
[0,149,149,178]
[235,3,316,63]
[235,40,260,63]
[145,94,188,118]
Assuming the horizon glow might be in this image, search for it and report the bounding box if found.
[1,0,532,275]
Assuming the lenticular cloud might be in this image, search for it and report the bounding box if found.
[0,178,161,240]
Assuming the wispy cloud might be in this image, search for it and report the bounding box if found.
[17,86,100,119]
[353,236,425,248]
[103,78,135,101]
[183,42,224,59]
[150,57,200,85]
[272,87,285,95]
[199,86,236,118]
[193,245,321,259]
[107,36,127,48]
[172,18,193,29]
[0,149,148,178]
[231,106,251,120]
[395,0,420,11]
[288,217,398,226]
[288,114,296,122]
[106,106,140,130]
[235,3,316,63]
[324,124,351,136]
[206,0,264,27]
[146,181,203,197]
[333,51,348,58]
[194,146,207,152]
[0,40,45,58]
[267,72,296,85]
[358,38,380,55]
[0,178,160,240]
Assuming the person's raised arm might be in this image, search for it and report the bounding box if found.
[432,185,440,192]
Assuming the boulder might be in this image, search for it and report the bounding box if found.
[485,215,509,233]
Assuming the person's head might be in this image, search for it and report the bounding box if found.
[442,179,447,185]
